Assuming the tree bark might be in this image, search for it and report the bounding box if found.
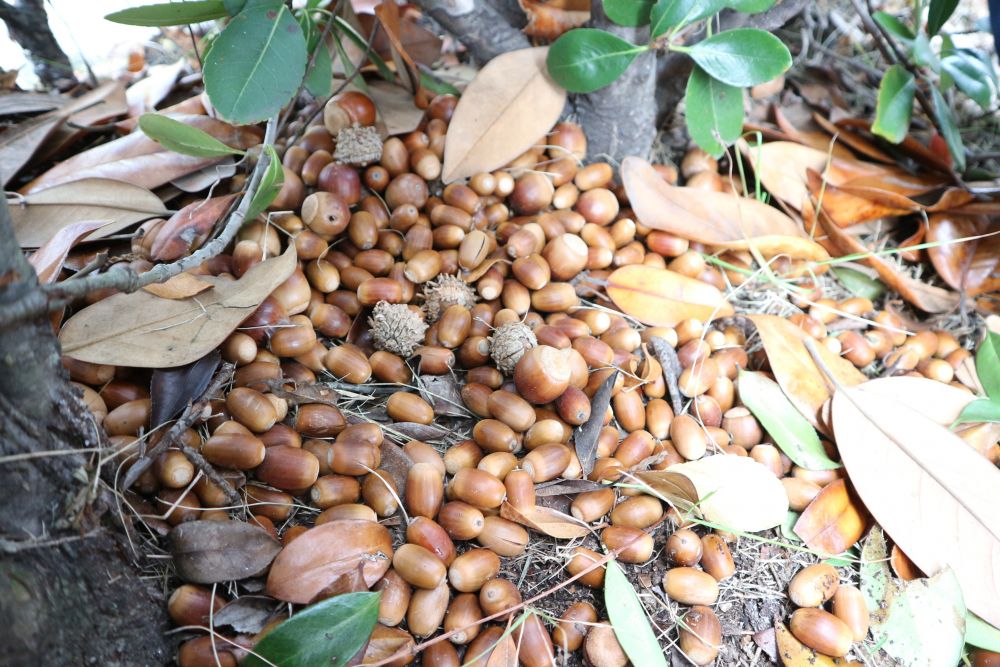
[0,197,170,666]
[415,0,531,63]
[0,0,76,89]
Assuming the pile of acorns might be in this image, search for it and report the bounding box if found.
[62,86,998,667]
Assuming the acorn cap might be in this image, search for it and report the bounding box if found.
[369,301,427,357]
[488,321,537,375]
[422,274,477,322]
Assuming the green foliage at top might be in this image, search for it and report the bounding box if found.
[954,332,1000,426]
[546,30,649,93]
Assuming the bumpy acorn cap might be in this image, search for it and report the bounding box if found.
[488,321,537,374]
[369,301,427,357]
[422,274,477,322]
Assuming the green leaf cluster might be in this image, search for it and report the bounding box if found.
[548,0,791,157]
[955,331,1000,425]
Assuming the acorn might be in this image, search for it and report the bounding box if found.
[374,569,412,627]
[788,563,839,607]
[438,501,485,540]
[601,526,654,563]
[583,622,628,667]
[571,488,616,523]
[665,528,703,566]
[443,593,483,644]
[610,495,663,529]
[663,567,719,605]
[406,582,450,637]
[831,584,869,642]
[477,516,529,557]
[679,605,722,665]
[789,608,853,657]
[552,601,598,652]
[514,345,571,404]
[479,577,522,619]
[449,548,501,593]
[406,517,455,565]
[422,274,477,322]
[167,584,224,626]
[393,543,447,589]
[700,534,735,581]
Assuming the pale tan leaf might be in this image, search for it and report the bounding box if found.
[59,245,297,367]
[29,220,113,283]
[637,455,788,531]
[142,273,214,299]
[126,60,185,116]
[442,47,566,183]
[367,79,425,137]
[858,376,977,426]
[620,156,828,262]
[792,479,868,556]
[748,314,866,434]
[606,265,733,327]
[831,383,1000,628]
[11,178,168,248]
[500,502,590,539]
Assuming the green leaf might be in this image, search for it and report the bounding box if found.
[421,71,461,96]
[978,331,1000,401]
[954,398,1000,425]
[203,4,308,124]
[242,592,380,667]
[605,560,669,667]
[724,0,776,11]
[942,54,994,109]
[684,66,744,158]
[546,29,647,93]
[224,0,247,14]
[926,0,959,36]
[967,613,1000,652]
[650,0,726,37]
[931,85,966,172]
[247,145,284,220]
[830,266,885,300]
[912,33,940,72]
[332,17,394,82]
[603,0,656,26]
[780,511,801,542]
[138,113,246,158]
[737,370,841,470]
[686,28,792,87]
[106,0,228,26]
[872,64,915,143]
[873,11,915,40]
[305,42,334,98]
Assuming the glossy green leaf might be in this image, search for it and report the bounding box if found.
[831,266,886,300]
[967,613,1000,652]
[421,71,461,96]
[872,64,915,143]
[203,4,308,124]
[738,370,840,470]
[927,0,959,36]
[242,592,380,667]
[931,85,966,172]
[106,0,228,26]
[684,66,743,158]
[686,29,791,87]
[942,54,994,109]
[650,0,726,37]
[247,145,284,220]
[724,0,776,12]
[137,113,245,158]
[781,511,802,542]
[547,29,647,93]
[873,11,915,40]
[605,560,669,667]
[977,332,1000,401]
[603,0,656,26]
[305,41,334,98]
[912,34,941,72]
[224,0,247,14]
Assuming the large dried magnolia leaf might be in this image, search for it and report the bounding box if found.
[858,376,978,426]
[367,79,424,137]
[266,520,393,604]
[24,114,260,193]
[59,245,296,367]
[500,502,590,539]
[169,520,281,584]
[620,156,828,262]
[747,315,865,434]
[11,178,168,248]
[831,382,1000,628]
[792,479,868,556]
[637,455,787,532]
[606,265,733,327]
[28,220,113,283]
[926,213,1000,296]
[442,47,566,183]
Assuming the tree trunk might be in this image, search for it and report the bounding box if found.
[0,0,76,89]
[0,197,170,666]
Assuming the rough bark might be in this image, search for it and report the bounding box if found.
[0,0,76,89]
[415,0,531,63]
[571,0,657,163]
[0,197,170,666]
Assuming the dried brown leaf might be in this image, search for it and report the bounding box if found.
[28,220,112,283]
[169,520,281,584]
[59,245,297,367]
[926,214,1000,295]
[792,479,868,556]
[774,621,850,666]
[574,369,618,476]
[141,273,214,299]
[442,47,566,183]
[150,194,239,261]
[520,0,589,39]
[500,501,590,539]
[606,265,733,327]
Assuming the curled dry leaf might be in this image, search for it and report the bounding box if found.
[500,501,590,539]
[28,220,112,283]
[141,272,214,300]
[621,156,829,262]
[367,79,424,137]
[520,0,589,39]
[747,315,865,434]
[362,625,416,666]
[149,351,221,429]
[792,479,868,556]
[442,47,566,183]
[926,213,1000,296]
[150,194,239,261]
[606,265,733,327]
[637,455,788,532]
[373,0,426,104]
[169,520,281,584]
[265,519,393,604]
[814,205,960,313]
[774,621,850,666]
[831,381,1000,627]
[24,114,260,193]
[11,178,168,248]
[59,245,297,368]
[212,596,278,634]
[574,369,618,476]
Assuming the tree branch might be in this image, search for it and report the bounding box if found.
[411,0,530,63]
[0,0,75,89]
